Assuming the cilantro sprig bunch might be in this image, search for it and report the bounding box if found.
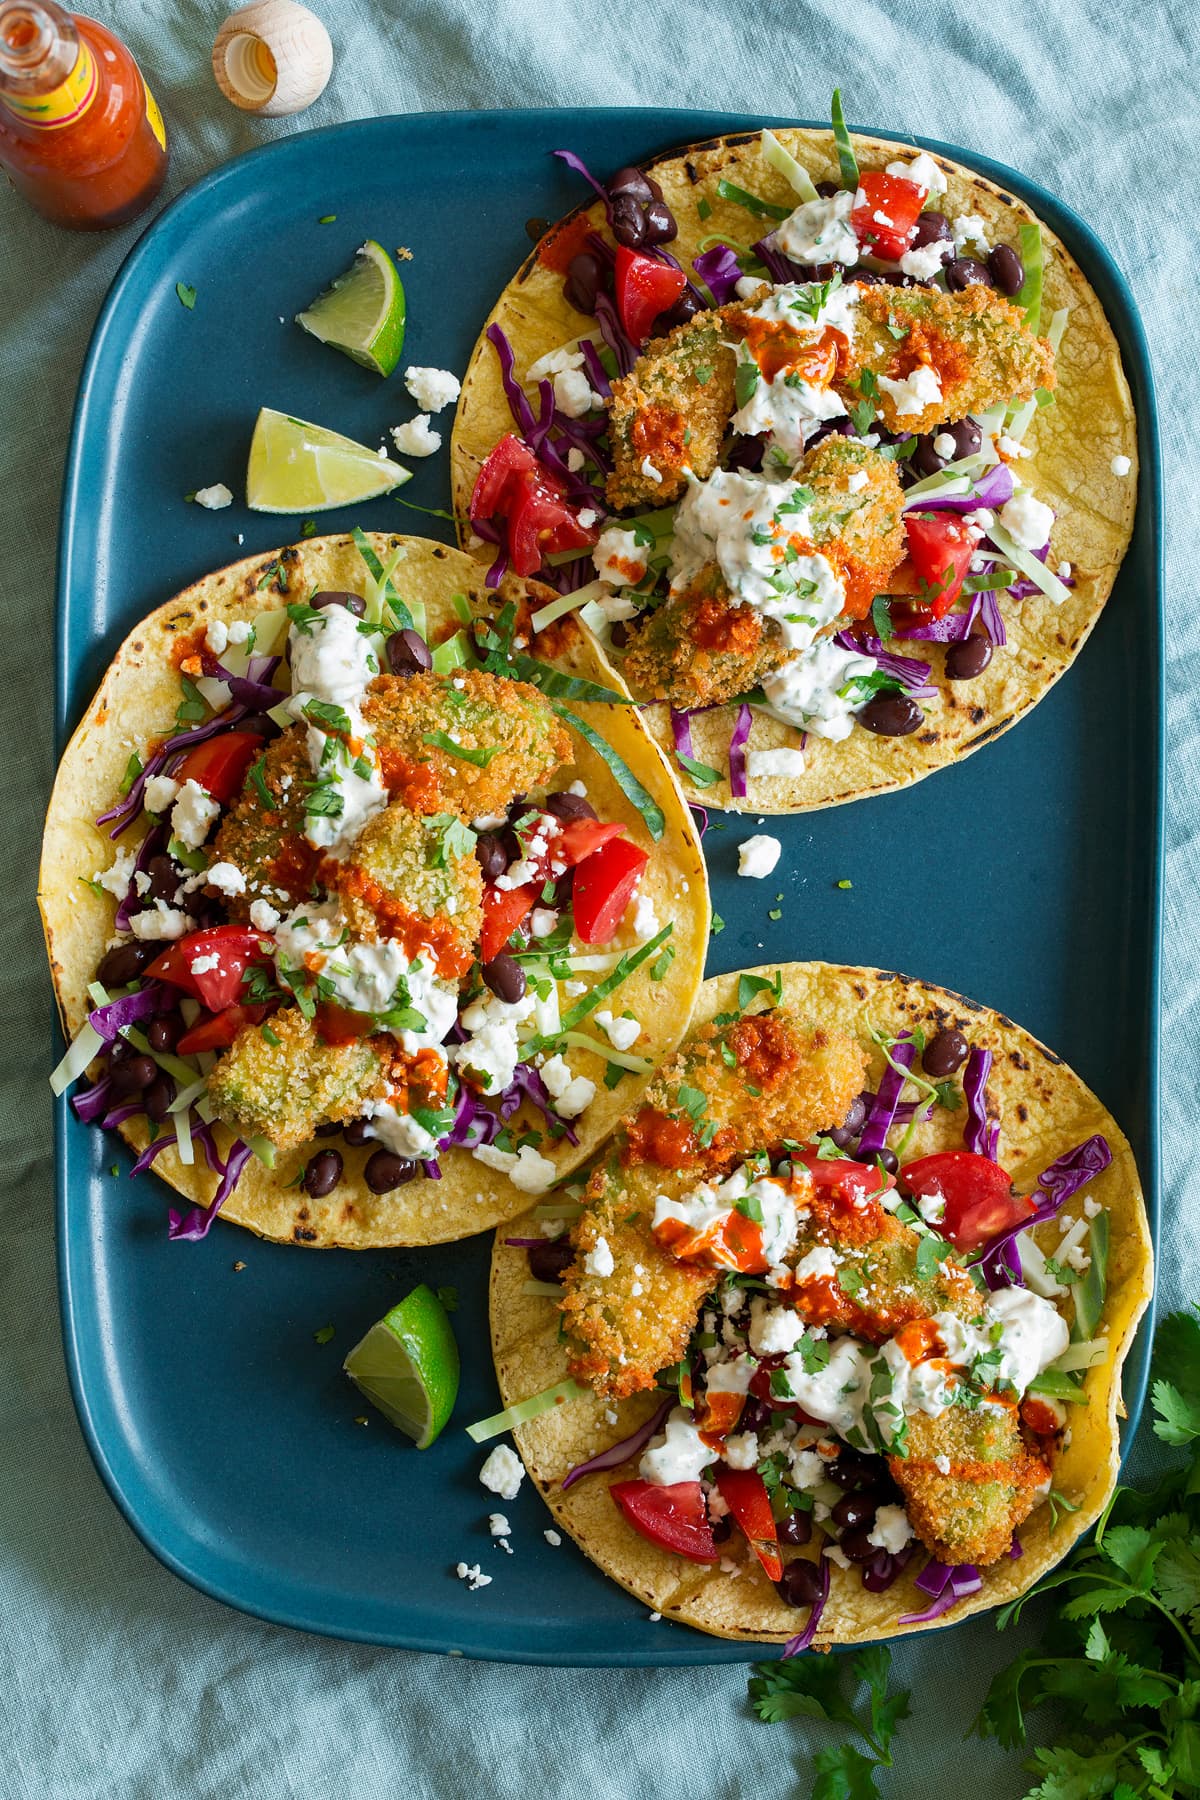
[749,1645,910,1799]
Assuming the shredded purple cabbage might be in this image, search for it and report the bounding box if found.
[202,652,283,713]
[781,1553,831,1657]
[860,1541,916,1594]
[909,462,1014,515]
[167,1128,253,1241]
[834,631,935,698]
[579,338,611,399]
[962,1046,999,1160]
[97,703,255,838]
[898,1557,982,1625]
[441,1082,504,1150]
[692,243,744,306]
[1009,1537,1024,1560]
[751,233,804,285]
[550,148,613,223]
[500,1063,581,1146]
[561,1397,674,1491]
[728,702,752,798]
[71,1077,115,1124]
[975,1134,1112,1290]
[593,290,638,378]
[892,592,983,645]
[670,709,696,760]
[503,1236,544,1249]
[87,981,173,1044]
[688,803,709,839]
[129,1131,175,1177]
[858,1035,914,1158]
[484,322,538,438]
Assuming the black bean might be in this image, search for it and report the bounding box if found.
[710,1513,733,1544]
[922,1026,969,1077]
[312,590,366,616]
[829,1453,880,1491]
[643,200,677,245]
[303,1149,343,1198]
[609,621,631,650]
[544,790,597,823]
[945,256,994,292]
[911,210,952,249]
[877,1147,899,1177]
[831,1493,877,1533]
[343,1117,373,1148]
[881,271,921,287]
[483,953,526,1004]
[474,832,509,882]
[815,179,840,198]
[840,1527,879,1564]
[654,290,702,333]
[364,1150,419,1193]
[858,693,923,737]
[988,243,1025,296]
[314,1120,343,1138]
[144,855,181,903]
[827,1123,855,1150]
[97,941,155,988]
[851,268,886,285]
[945,417,982,460]
[528,1238,574,1283]
[607,165,654,205]
[739,1397,772,1436]
[841,1094,868,1138]
[146,1013,184,1054]
[564,251,604,315]
[109,1053,157,1096]
[861,1552,902,1593]
[143,1073,176,1124]
[385,628,433,676]
[645,175,664,202]
[945,634,993,681]
[777,1558,824,1608]
[610,193,647,248]
[913,434,949,479]
[506,794,530,822]
[778,1510,812,1547]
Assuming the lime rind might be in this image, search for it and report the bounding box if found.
[343,1283,460,1449]
[295,239,406,378]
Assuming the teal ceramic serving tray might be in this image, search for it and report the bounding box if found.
[55,108,1161,1663]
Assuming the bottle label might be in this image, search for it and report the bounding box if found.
[143,78,166,152]
[4,39,98,129]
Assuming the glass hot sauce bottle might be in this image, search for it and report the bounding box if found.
[0,1,168,229]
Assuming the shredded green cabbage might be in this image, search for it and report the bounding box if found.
[465,1377,586,1443]
[761,128,818,204]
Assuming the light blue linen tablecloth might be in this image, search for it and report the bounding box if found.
[3,3,1196,1794]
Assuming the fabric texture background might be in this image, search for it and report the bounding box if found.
[2,3,1195,1794]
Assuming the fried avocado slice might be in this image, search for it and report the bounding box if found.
[843,284,1056,436]
[362,668,571,821]
[889,1404,1050,1567]
[620,439,906,708]
[606,312,738,510]
[561,1009,867,1399]
[208,728,318,922]
[336,805,483,976]
[207,1006,388,1153]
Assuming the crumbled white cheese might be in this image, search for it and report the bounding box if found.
[488,1512,511,1537]
[455,1562,493,1591]
[592,524,649,587]
[540,1053,596,1120]
[1057,560,1073,579]
[529,907,559,939]
[629,892,659,937]
[999,491,1055,552]
[390,415,441,458]
[932,432,957,459]
[95,848,137,900]
[526,345,584,382]
[189,952,220,975]
[583,1235,615,1278]
[951,212,991,252]
[867,1504,914,1553]
[194,483,233,510]
[886,150,947,196]
[143,773,180,816]
[249,898,280,931]
[748,1298,807,1357]
[899,238,951,280]
[737,833,782,878]
[129,901,194,941]
[404,365,460,412]
[878,365,943,417]
[1111,453,1131,476]
[553,367,601,418]
[206,861,246,896]
[543,1529,562,1547]
[472,1142,558,1194]
[594,1009,641,1052]
[747,746,806,780]
[205,619,229,655]
[170,778,220,850]
[479,1445,525,1501]
[723,1431,760,1471]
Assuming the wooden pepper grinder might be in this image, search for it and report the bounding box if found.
[212,0,332,117]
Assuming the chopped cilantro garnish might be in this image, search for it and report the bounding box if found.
[421,731,501,768]
[175,282,197,310]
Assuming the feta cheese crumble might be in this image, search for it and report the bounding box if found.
[479,1444,524,1501]
[390,415,442,458]
[998,491,1055,552]
[193,483,233,510]
[583,1235,615,1278]
[737,833,782,878]
[403,365,461,412]
[1111,453,1131,476]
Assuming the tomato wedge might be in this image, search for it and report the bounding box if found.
[795,1149,895,1204]
[609,1479,719,1564]
[553,817,626,867]
[851,170,926,262]
[904,514,976,617]
[613,246,687,345]
[172,730,264,806]
[479,882,539,962]
[145,924,270,1014]
[900,1150,1034,1252]
[470,433,538,522]
[177,1001,271,1055]
[571,836,650,944]
[713,1467,784,1582]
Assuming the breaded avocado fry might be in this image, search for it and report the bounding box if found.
[336,807,483,974]
[207,1008,389,1153]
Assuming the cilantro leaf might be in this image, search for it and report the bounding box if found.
[748,1654,857,1727]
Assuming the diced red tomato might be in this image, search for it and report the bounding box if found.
[572,836,650,944]
[171,730,264,806]
[904,514,976,617]
[851,170,927,262]
[714,1467,784,1582]
[553,818,627,867]
[145,924,270,1014]
[177,1001,272,1055]
[609,1479,719,1564]
[900,1150,1035,1252]
[470,433,538,522]
[469,433,599,578]
[478,882,540,962]
[613,246,687,346]
[794,1149,895,1204]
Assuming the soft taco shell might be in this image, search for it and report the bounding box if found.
[489,961,1153,1646]
[40,533,709,1248]
[452,126,1137,815]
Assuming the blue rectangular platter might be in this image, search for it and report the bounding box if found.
[55,108,1162,1665]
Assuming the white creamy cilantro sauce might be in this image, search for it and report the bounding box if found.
[652,1164,802,1270]
[729,281,859,459]
[668,465,877,739]
[775,191,860,266]
[286,605,388,859]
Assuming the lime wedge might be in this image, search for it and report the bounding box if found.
[246,407,411,513]
[343,1283,460,1448]
[295,239,406,376]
